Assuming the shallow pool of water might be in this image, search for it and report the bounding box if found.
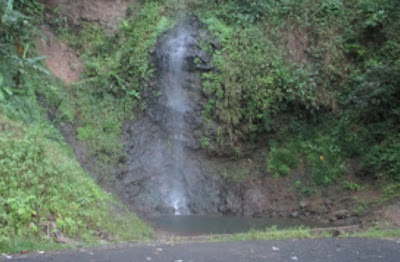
[149,215,328,236]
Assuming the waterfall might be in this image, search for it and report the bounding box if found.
[162,27,192,215]
[122,16,221,216]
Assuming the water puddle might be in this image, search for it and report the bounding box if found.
[149,215,330,236]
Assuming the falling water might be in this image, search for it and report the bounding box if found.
[161,27,192,215]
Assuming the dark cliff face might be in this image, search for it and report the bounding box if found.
[115,16,293,219]
[117,16,225,216]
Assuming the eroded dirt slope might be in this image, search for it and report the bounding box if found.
[38,25,82,84]
[37,0,132,84]
[40,0,129,28]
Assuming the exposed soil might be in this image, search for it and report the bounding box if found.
[39,0,129,30]
[361,197,400,229]
[286,29,309,64]
[37,25,82,84]
[379,202,400,228]
[37,0,132,84]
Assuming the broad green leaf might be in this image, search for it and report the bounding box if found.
[26,56,48,63]
[4,87,13,96]
[7,0,14,10]
[128,90,141,99]
[22,43,30,59]
[0,90,6,101]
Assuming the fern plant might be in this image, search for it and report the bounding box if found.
[0,74,13,101]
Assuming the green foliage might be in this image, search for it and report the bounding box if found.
[0,0,42,42]
[200,136,210,149]
[294,180,316,197]
[59,1,173,98]
[1,238,62,255]
[201,18,317,150]
[0,0,155,251]
[304,142,346,185]
[300,186,316,197]
[192,0,400,185]
[77,125,97,141]
[118,2,174,95]
[73,89,126,176]
[267,147,298,177]
[0,0,49,102]
[350,227,400,238]
[214,226,323,242]
[382,184,400,200]
[0,115,153,249]
[219,0,271,25]
[47,1,176,183]
[0,73,13,101]
[222,163,253,182]
[362,135,400,182]
[270,120,350,185]
[342,181,362,191]
[1,0,400,248]
[357,0,391,30]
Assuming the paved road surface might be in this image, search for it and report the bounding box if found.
[3,238,400,262]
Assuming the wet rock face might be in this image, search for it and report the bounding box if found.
[118,16,223,216]
[148,16,213,151]
[120,118,225,216]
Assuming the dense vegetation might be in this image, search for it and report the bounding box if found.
[1,0,400,252]
[48,1,176,183]
[0,0,152,253]
[190,0,400,187]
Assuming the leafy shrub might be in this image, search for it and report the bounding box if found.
[220,0,271,24]
[303,139,346,185]
[0,73,13,101]
[77,125,96,141]
[343,181,362,191]
[200,136,210,149]
[267,147,298,177]
[201,19,317,151]
[362,135,400,182]
[0,0,42,41]
[300,187,316,197]
[0,0,156,249]
[382,183,400,200]
[0,115,152,248]
[118,2,174,95]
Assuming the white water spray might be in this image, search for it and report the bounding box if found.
[162,27,192,215]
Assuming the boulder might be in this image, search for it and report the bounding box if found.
[290,212,300,218]
[335,209,348,219]
[299,200,308,209]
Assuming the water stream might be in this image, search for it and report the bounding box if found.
[161,27,192,215]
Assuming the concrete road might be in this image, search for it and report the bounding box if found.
[4,238,400,262]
